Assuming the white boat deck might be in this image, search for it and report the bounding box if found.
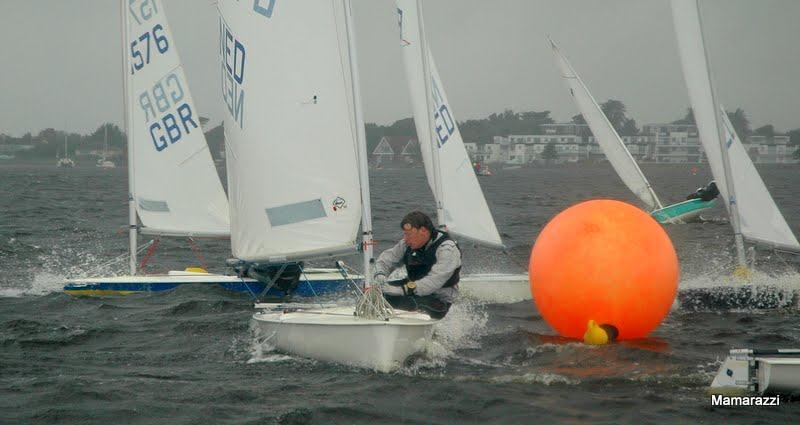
[256,306,434,326]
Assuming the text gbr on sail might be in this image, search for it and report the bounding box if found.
[139,72,198,152]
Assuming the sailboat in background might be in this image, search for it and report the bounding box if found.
[671,0,799,266]
[672,0,800,394]
[219,0,435,371]
[56,134,75,168]
[395,0,530,302]
[548,37,715,224]
[96,125,116,169]
[64,0,351,297]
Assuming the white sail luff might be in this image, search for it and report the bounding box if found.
[549,38,662,211]
[671,0,746,265]
[396,0,503,248]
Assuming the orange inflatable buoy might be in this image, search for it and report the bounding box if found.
[529,199,679,340]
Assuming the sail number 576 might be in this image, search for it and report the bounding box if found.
[131,25,169,74]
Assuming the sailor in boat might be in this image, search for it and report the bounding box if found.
[373,211,461,319]
[685,180,720,202]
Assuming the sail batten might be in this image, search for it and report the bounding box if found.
[126,0,230,237]
[218,0,362,262]
[397,0,503,248]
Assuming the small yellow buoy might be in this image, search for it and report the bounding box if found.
[583,320,608,345]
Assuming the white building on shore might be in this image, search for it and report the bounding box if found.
[465,123,797,165]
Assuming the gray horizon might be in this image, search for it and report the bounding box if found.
[1,0,798,137]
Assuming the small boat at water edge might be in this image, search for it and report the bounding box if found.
[711,348,800,396]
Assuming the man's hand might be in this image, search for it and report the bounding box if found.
[404,280,417,296]
[373,273,387,286]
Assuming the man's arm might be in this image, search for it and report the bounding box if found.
[373,239,406,278]
[411,241,461,296]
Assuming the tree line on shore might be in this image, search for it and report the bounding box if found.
[2,101,799,160]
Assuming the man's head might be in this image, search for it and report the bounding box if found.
[401,211,435,250]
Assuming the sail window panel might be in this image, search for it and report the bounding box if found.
[266,199,327,227]
[138,198,170,213]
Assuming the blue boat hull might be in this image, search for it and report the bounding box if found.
[63,271,360,298]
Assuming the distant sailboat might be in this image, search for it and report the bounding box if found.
[56,134,75,168]
[671,0,800,264]
[548,37,715,223]
[96,125,116,169]
[672,0,799,309]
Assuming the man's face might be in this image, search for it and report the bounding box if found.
[402,224,430,250]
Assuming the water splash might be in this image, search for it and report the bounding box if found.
[525,342,591,356]
[677,269,800,311]
[488,372,579,386]
[0,272,65,297]
[400,299,490,373]
[247,319,278,363]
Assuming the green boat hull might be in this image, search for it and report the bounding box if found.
[651,198,716,224]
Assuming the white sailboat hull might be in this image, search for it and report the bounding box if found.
[252,306,435,372]
[459,273,530,303]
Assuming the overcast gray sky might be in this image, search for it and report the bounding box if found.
[1,0,798,137]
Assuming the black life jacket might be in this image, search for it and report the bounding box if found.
[402,230,461,288]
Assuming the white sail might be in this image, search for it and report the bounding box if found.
[396,0,503,248]
[670,0,730,208]
[126,0,230,237]
[549,38,662,211]
[218,0,362,262]
[720,108,800,252]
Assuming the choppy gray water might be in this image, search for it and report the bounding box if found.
[1,161,799,423]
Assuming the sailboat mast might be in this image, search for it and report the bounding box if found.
[120,0,137,275]
[343,0,374,284]
[694,0,746,266]
[104,125,108,160]
[415,0,445,227]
